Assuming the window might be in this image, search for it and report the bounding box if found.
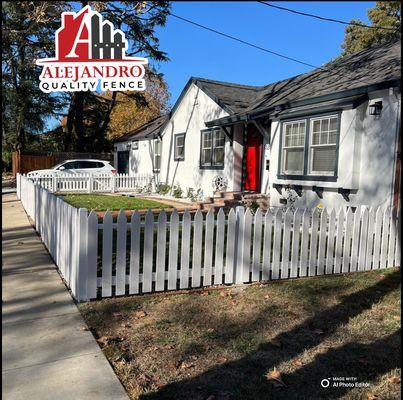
[174,133,185,161]
[201,129,225,168]
[309,116,338,175]
[282,120,306,174]
[60,161,79,170]
[279,114,340,179]
[77,161,98,169]
[154,139,161,171]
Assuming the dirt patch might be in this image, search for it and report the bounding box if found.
[79,268,401,400]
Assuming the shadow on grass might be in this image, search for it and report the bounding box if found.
[139,270,401,400]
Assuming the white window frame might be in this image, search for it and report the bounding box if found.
[174,133,185,161]
[200,129,225,168]
[308,115,339,176]
[153,138,161,172]
[281,120,306,175]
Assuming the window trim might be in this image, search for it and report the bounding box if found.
[173,133,185,161]
[199,128,225,170]
[281,119,306,175]
[153,138,161,172]
[277,111,341,181]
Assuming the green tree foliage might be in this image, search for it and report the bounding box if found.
[2,2,66,155]
[341,2,401,55]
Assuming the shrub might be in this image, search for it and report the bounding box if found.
[157,183,171,195]
[186,187,202,202]
[172,184,183,198]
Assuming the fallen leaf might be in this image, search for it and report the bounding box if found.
[230,300,237,306]
[292,358,303,366]
[134,310,147,318]
[122,323,132,328]
[392,315,401,321]
[96,336,110,347]
[219,291,229,297]
[180,361,194,369]
[201,291,210,296]
[269,338,282,348]
[264,294,270,300]
[265,368,286,387]
[378,274,386,280]
[164,344,175,350]
[387,376,401,384]
[207,328,215,333]
[80,326,89,331]
[367,393,379,400]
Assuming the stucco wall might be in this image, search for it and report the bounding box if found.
[158,83,231,198]
[265,88,400,210]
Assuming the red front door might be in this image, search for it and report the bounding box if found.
[244,127,263,191]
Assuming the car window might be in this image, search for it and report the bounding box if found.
[61,161,78,169]
[95,162,105,168]
[77,161,97,169]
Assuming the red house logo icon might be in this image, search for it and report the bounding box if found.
[36,5,148,93]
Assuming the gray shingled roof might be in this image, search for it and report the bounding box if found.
[248,39,400,114]
[114,115,168,142]
[193,78,261,113]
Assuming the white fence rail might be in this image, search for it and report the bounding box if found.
[17,174,401,302]
[18,172,154,194]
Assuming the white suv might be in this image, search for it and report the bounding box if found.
[27,159,117,177]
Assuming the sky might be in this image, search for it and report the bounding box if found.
[153,1,375,106]
[45,1,375,129]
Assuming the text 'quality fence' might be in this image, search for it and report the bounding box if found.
[17,175,401,302]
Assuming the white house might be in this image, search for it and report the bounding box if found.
[114,39,401,210]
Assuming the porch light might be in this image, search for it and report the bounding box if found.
[369,101,382,116]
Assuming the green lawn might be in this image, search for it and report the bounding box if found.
[79,268,401,400]
[61,194,171,211]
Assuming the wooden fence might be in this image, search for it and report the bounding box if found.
[20,173,154,193]
[17,175,401,302]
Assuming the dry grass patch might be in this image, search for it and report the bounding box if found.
[79,268,401,400]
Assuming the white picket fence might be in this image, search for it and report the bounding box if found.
[17,175,400,302]
[18,172,154,194]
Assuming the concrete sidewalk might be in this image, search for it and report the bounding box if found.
[2,193,129,400]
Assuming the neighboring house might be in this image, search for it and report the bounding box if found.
[114,39,401,209]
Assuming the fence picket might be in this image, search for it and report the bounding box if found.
[225,209,236,284]
[365,207,375,271]
[262,210,273,281]
[192,210,203,287]
[87,211,98,299]
[395,215,401,267]
[129,212,141,294]
[143,210,154,293]
[334,208,344,274]
[156,210,167,291]
[168,209,179,290]
[214,208,225,285]
[387,209,396,268]
[180,210,191,288]
[342,208,353,273]
[204,209,214,286]
[380,208,390,269]
[372,207,383,269]
[317,209,328,276]
[102,211,113,297]
[358,208,369,271]
[116,210,127,296]
[281,208,292,279]
[252,208,263,282]
[325,209,336,274]
[272,209,282,280]
[350,208,361,272]
[235,207,245,284]
[309,209,320,277]
[241,209,253,283]
[290,209,301,278]
[300,209,310,277]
